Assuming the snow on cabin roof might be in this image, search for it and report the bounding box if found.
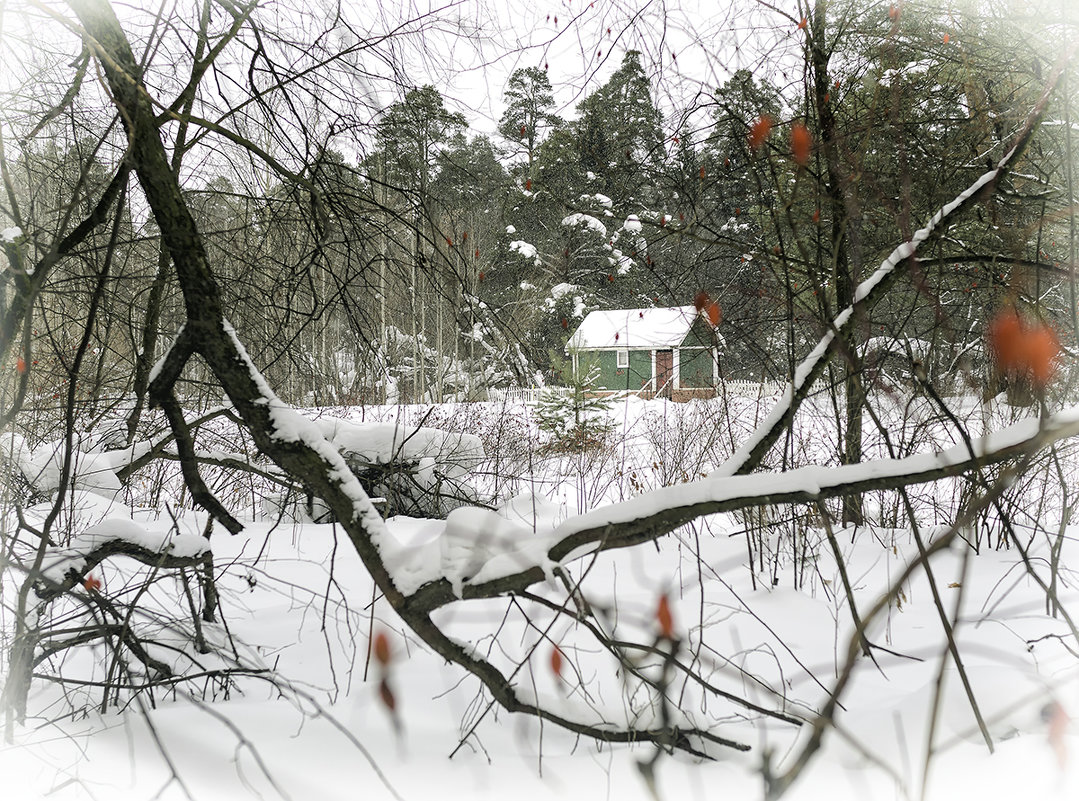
[567,306,703,350]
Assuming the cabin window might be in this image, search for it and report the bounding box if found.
[616,348,629,368]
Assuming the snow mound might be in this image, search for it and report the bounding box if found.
[440,506,551,597]
[498,490,567,531]
[2,432,121,499]
[313,417,484,468]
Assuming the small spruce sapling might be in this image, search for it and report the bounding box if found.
[535,360,616,452]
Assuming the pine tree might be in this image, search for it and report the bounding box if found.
[573,50,664,207]
[497,67,563,176]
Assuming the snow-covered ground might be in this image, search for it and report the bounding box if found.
[2,394,1077,801]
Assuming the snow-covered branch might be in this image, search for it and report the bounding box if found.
[33,518,210,600]
[716,67,1063,478]
[402,406,1079,610]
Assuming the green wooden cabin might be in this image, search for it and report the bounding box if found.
[565,306,721,400]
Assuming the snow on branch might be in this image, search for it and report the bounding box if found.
[561,212,608,237]
[716,68,1064,479]
[36,517,209,598]
[550,407,1079,560]
[220,320,392,545]
[401,406,1079,610]
[147,322,188,388]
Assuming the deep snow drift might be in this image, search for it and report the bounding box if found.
[1,395,1077,801]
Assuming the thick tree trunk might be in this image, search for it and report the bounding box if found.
[67,0,403,603]
[810,0,864,526]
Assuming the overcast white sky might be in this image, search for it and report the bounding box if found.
[351,0,1079,145]
[340,0,803,136]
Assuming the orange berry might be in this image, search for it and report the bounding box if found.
[373,631,391,666]
[748,116,773,151]
[550,645,564,678]
[988,309,1025,373]
[656,595,674,639]
[706,302,721,326]
[1026,326,1059,386]
[988,308,1060,386]
[791,123,812,166]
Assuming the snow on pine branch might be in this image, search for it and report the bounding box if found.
[509,239,542,267]
[561,212,608,237]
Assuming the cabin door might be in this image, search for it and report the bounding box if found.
[655,349,674,398]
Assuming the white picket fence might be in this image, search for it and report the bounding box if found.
[488,387,574,405]
[725,380,831,398]
[488,381,804,404]
[721,380,790,398]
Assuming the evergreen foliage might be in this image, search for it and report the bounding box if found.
[534,363,616,452]
[497,67,563,173]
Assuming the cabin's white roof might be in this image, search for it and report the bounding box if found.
[567,306,702,350]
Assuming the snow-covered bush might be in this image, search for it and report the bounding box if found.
[263,415,488,520]
[0,431,124,506]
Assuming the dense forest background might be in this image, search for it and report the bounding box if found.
[5,1,1074,415]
